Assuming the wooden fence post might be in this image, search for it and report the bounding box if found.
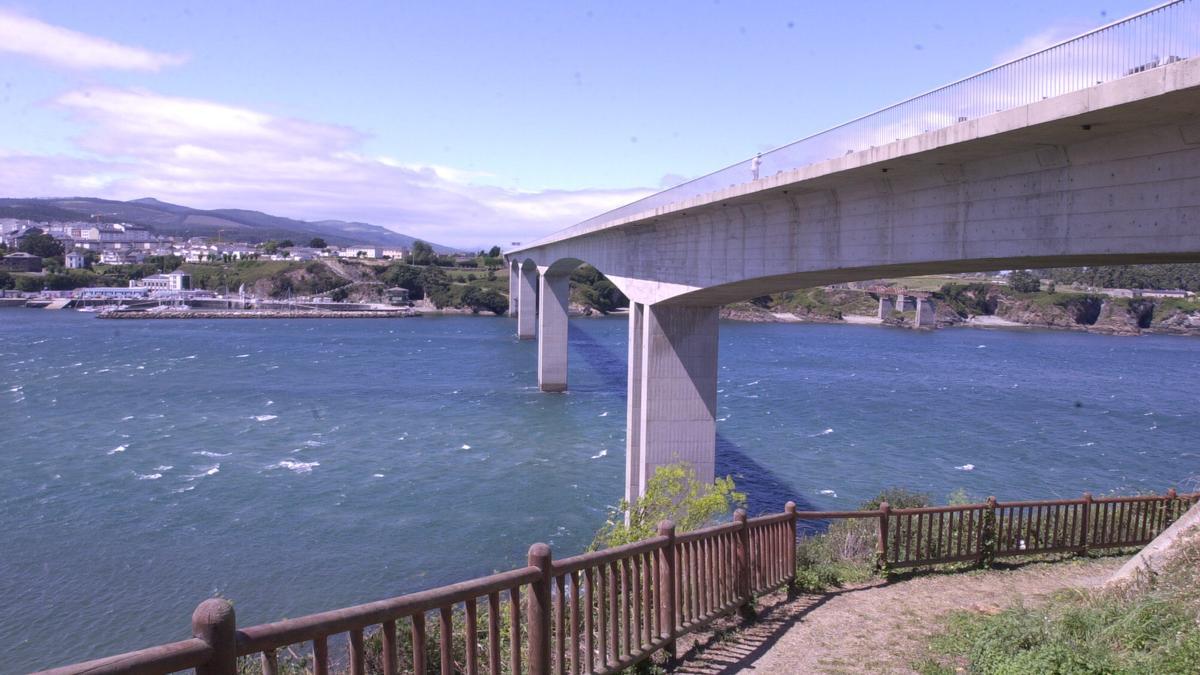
[656,520,677,663]
[734,509,755,621]
[1079,492,1092,555]
[980,496,997,567]
[1166,488,1179,526]
[193,598,237,675]
[877,501,891,573]
[526,543,552,675]
[785,501,798,594]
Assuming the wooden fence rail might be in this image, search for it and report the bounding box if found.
[794,489,1198,571]
[33,504,799,675]
[32,491,1196,674]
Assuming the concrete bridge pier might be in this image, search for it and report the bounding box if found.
[625,302,719,502]
[877,295,895,319]
[536,270,569,392]
[507,260,519,316]
[517,262,538,339]
[915,297,936,328]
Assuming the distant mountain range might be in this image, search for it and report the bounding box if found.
[0,197,461,253]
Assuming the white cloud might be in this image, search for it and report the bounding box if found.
[0,9,186,71]
[993,22,1094,65]
[0,87,652,248]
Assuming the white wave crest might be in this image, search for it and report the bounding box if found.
[135,472,162,480]
[107,444,128,455]
[955,464,976,471]
[253,414,278,422]
[812,428,834,437]
[193,451,231,458]
[269,460,319,474]
[590,449,608,459]
[184,464,220,481]
[819,489,838,497]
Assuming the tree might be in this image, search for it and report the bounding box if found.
[309,238,327,249]
[0,271,13,290]
[278,240,294,248]
[461,287,509,315]
[488,245,502,258]
[18,232,64,258]
[260,241,280,254]
[411,240,435,265]
[419,266,451,306]
[1008,269,1041,293]
[383,263,423,298]
[592,462,746,549]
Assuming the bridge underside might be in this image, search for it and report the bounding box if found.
[507,59,1200,501]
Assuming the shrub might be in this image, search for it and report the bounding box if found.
[592,462,745,550]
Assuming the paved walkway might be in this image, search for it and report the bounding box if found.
[672,556,1124,674]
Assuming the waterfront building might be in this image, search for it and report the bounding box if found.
[386,287,411,305]
[130,270,191,291]
[75,287,147,300]
[382,248,410,259]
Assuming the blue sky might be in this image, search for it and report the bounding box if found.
[0,0,1156,247]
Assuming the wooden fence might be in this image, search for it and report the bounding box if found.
[34,505,798,675]
[32,490,1197,674]
[794,489,1199,571]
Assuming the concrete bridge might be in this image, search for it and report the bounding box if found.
[505,3,1200,503]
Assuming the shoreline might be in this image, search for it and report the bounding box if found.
[98,309,419,319]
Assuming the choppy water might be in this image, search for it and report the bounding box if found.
[2,311,1197,671]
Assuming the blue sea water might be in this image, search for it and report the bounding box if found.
[1,311,1197,671]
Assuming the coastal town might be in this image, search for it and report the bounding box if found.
[0,216,497,317]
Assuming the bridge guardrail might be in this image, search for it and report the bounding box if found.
[517,0,1200,251]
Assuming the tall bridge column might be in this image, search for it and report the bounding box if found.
[517,263,537,339]
[537,270,569,392]
[626,302,719,502]
[507,260,519,316]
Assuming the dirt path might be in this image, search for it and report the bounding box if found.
[672,556,1124,674]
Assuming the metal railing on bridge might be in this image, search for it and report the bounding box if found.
[525,0,1200,248]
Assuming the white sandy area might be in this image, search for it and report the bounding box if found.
[967,315,1026,327]
[842,314,883,324]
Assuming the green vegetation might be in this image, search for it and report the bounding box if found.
[308,237,327,249]
[1007,269,1041,293]
[570,265,628,314]
[1037,262,1200,292]
[920,527,1200,674]
[592,462,746,550]
[182,260,348,298]
[939,282,995,317]
[793,488,932,593]
[17,229,64,259]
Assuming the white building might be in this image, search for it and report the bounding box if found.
[130,270,191,291]
[65,251,86,269]
[339,246,382,259]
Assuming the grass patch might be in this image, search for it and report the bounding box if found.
[921,526,1200,674]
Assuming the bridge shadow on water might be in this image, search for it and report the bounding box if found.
[567,323,821,516]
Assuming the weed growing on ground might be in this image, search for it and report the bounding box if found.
[919,525,1200,674]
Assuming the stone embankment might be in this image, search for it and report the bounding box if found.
[721,286,1200,336]
[99,309,418,319]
